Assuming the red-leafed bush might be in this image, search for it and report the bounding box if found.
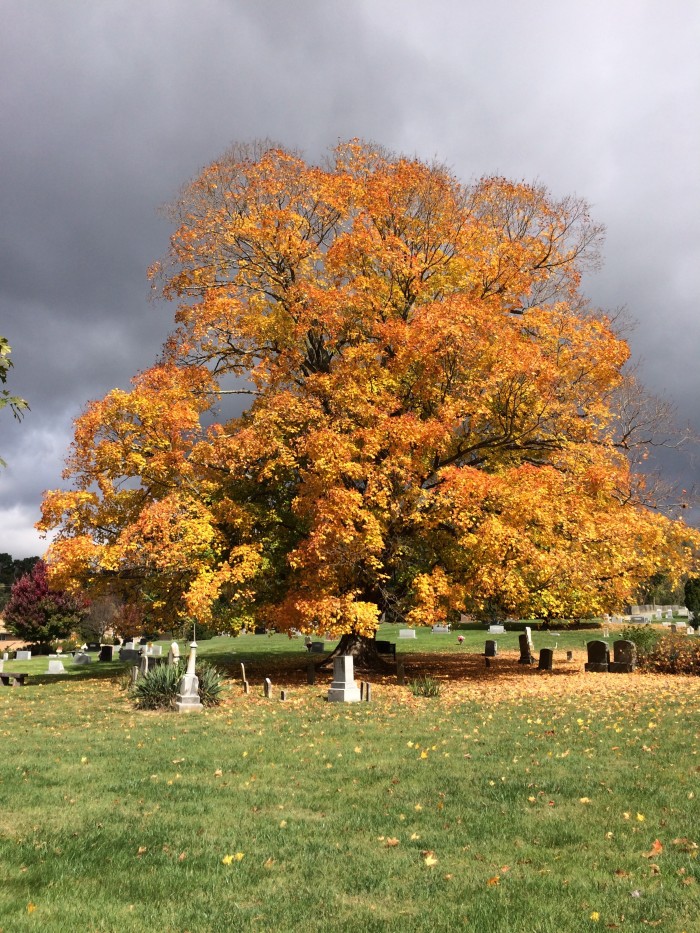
[3,560,88,649]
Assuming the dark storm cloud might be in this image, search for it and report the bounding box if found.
[1,0,699,556]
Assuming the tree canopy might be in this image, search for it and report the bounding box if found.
[40,141,699,640]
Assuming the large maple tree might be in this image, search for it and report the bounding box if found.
[40,141,698,657]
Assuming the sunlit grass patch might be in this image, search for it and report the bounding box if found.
[0,641,698,931]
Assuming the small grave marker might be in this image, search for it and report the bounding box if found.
[306,662,316,685]
[396,661,406,685]
[538,648,553,671]
[264,677,272,698]
[398,629,416,639]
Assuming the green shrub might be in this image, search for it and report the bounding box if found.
[639,634,700,675]
[129,660,225,709]
[618,624,661,659]
[409,676,441,698]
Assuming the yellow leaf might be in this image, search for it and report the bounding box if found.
[234,852,244,861]
[487,876,500,886]
[636,812,646,822]
[423,852,438,867]
[590,911,600,921]
[222,854,234,865]
[27,902,37,914]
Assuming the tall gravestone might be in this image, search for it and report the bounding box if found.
[175,642,203,713]
[518,633,534,665]
[327,655,361,703]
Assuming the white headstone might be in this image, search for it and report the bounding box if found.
[399,629,417,639]
[327,655,361,703]
[525,626,534,649]
[16,650,32,661]
[175,642,202,712]
[488,624,505,634]
[47,659,65,674]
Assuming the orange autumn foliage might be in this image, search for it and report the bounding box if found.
[39,141,698,633]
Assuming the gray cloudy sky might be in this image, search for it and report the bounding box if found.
[1,0,699,557]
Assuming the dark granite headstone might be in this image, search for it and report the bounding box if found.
[538,647,553,671]
[609,639,637,673]
[485,640,498,658]
[584,640,610,673]
[99,645,115,662]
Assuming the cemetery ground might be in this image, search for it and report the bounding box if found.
[0,628,698,933]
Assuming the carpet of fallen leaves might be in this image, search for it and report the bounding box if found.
[216,649,700,709]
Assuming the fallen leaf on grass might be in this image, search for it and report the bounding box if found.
[214,768,223,777]
[642,840,663,859]
[178,852,186,862]
[421,850,438,866]
[27,903,36,914]
[649,864,661,875]
[487,876,500,886]
[672,838,699,852]
[264,858,275,869]
[386,837,399,848]
[137,846,147,856]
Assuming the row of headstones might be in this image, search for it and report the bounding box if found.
[483,634,639,673]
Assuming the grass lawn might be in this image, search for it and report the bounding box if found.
[0,631,698,932]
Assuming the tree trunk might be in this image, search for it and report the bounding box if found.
[319,632,393,671]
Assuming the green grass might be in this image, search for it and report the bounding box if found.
[0,634,698,931]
